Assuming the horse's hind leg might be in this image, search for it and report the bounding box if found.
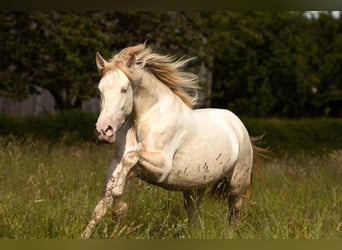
[183,188,205,228]
[228,160,252,224]
[228,193,243,223]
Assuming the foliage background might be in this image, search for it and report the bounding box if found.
[1,11,341,117]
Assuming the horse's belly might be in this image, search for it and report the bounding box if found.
[165,154,234,190]
[162,117,240,189]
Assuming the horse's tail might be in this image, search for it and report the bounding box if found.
[250,135,269,164]
[209,135,268,202]
[245,135,269,199]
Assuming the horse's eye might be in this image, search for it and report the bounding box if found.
[121,87,127,93]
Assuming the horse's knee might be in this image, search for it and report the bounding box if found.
[111,185,124,197]
[229,162,252,200]
[109,168,133,197]
[112,199,129,222]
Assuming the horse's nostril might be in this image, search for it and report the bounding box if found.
[100,125,114,137]
[105,125,113,133]
[95,122,114,138]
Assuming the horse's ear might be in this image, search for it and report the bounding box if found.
[126,53,136,68]
[96,52,107,74]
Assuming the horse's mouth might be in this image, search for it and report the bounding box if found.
[97,132,116,143]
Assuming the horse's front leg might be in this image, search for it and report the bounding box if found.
[106,159,129,225]
[81,151,139,239]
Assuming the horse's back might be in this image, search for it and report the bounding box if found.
[194,108,252,150]
[194,108,253,162]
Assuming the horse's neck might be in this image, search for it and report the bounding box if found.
[132,72,176,123]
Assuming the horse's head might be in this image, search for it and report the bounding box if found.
[95,52,138,143]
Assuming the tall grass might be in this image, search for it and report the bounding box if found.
[0,137,109,238]
[0,137,341,239]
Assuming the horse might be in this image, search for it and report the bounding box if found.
[81,44,255,239]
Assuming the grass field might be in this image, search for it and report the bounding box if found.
[0,136,341,239]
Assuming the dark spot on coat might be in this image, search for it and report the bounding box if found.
[203,162,210,173]
[216,153,222,160]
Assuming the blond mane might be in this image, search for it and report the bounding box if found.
[111,44,199,108]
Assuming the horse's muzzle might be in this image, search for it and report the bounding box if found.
[95,124,116,143]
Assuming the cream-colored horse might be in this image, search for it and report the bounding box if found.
[81,44,254,239]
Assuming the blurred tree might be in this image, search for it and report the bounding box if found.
[211,11,276,116]
[34,12,113,109]
[0,12,38,101]
[0,11,211,109]
[308,12,342,117]
[261,11,315,117]
[0,12,112,109]
[0,11,341,117]
[210,11,330,117]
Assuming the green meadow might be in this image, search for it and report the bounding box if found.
[0,113,341,239]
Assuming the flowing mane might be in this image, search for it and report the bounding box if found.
[112,44,199,108]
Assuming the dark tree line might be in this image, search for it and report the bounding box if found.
[0,11,341,117]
